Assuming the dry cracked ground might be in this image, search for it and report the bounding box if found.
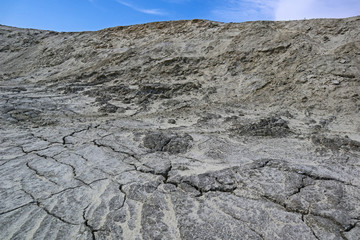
[1,16,360,239]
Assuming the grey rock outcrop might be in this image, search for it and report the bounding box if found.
[1,16,360,239]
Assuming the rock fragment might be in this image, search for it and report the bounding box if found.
[143,132,193,154]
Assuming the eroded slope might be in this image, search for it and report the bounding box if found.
[1,17,360,239]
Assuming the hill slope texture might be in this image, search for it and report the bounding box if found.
[1,16,360,239]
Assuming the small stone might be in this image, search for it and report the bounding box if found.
[99,103,119,113]
[332,80,340,85]
[298,78,308,84]
[168,119,176,124]
[339,59,346,64]
[307,75,316,79]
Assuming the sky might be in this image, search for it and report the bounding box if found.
[1,0,359,32]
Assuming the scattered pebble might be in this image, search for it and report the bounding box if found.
[332,80,340,85]
[339,59,346,64]
[168,119,176,124]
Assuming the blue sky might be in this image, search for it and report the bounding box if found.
[1,0,359,31]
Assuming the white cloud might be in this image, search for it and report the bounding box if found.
[275,0,360,20]
[211,0,277,22]
[212,0,359,22]
[115,0,167,15]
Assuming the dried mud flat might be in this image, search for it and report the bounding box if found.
[1,16,360,239]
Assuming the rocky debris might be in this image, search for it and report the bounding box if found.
[311,135,360,152]
[138,82,201,100]
[98,103,125,114]
[143,132,193,154]
[168,167,238,197]
[232,116,291,137]
[83,82,200,112]
[1,16,360,239]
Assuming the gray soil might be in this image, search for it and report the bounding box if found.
[1,16,360,239]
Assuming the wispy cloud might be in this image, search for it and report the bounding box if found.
[211,0,359,22]
[211,0,277,22]
[275,0,360,20]
[115,1,167,15]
